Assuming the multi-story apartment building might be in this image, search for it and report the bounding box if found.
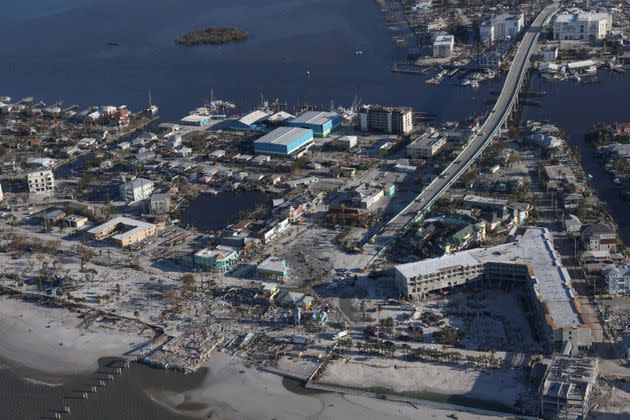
[120,178,154,202]
[27,169,55,194]
[580,223,617,253]
[433,35,454,57]
[480,12,525,44]
[359,105,413,134]
[394,228,591,354]
[603,264,630,294]
[553,10,612,40]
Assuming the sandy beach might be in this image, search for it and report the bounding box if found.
[0,296,151,375]
[149,352,511,420]
[316,357,526,407]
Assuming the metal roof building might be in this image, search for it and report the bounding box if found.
[253,127,314,157]
[286,111,342,137]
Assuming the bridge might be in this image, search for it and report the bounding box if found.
[366,2,559,264]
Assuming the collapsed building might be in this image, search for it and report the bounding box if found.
[394,227,591,354]
[540,354,598,420]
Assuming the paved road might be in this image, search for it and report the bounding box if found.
[369,2,559,254]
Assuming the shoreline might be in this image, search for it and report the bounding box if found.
[0,295,151,376]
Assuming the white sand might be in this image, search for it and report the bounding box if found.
[149,352,510,420]
[0,296,148,375]
[318,357,526,407]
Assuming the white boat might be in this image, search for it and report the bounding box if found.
[471,80,479,88]
[461,79,471,86]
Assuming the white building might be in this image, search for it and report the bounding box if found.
[478,51,503,69]
[338,135,358,150]
[120,178,154,202]
[493,12,525,40]
[541,45,559,61]
[407,130,447,158]
[150,193,171,214]
[433,35,455,57]
[394,227,591,353]
[554,10,612,41]
[603,264,630,295]
[479,21,495,45]
[0,182,3,201]
[482,12,524,45]
[27,170,55,194]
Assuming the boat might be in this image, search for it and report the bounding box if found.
[461,79,471,86]
[107,42,120,47]
[470,80,479,89]
[586,173,593,181]
[355,50,364,55]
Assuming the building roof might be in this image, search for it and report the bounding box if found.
[195,245,238,261]
[396,227,586,330]
[582,223,615,236]
[257,256,288,275]
[408,131,446,149]
[88,216,155,242]
[555,10,610,24]
[434,34,454,45]
[254,127,313,146]
[122,177,154,189]
[289,111,339,126]
[266,111,295,123]
[237,110,271,126]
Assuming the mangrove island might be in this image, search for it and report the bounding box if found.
[175,26,249,46]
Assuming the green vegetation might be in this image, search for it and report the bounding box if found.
[176,26,249,46]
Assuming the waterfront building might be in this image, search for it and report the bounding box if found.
[493,12,525,40]
[359,104,413,134]
[230,110,271,131]
[253,127,314,157]
[541,45,559,61]
[194,246,240,273]
[553,10,612,40]
[603,264,630,294]
[256,256,288,280]
[150,193,171,214]
[478,51,503,69]
[540,355,598,420]
[286,111,342,137]
[120,178,154,202]
[180,114,212,126]
[394,227,591,353]
[563,214,582,234]
[407,130,447,158]
[479,21,495,45]
[580,223,617,253]
[27,169,55,194]
[88,216,157,247]
[481,12,524,45]
[432,35,454,58]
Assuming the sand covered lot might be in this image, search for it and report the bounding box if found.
[317,356,528,407]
